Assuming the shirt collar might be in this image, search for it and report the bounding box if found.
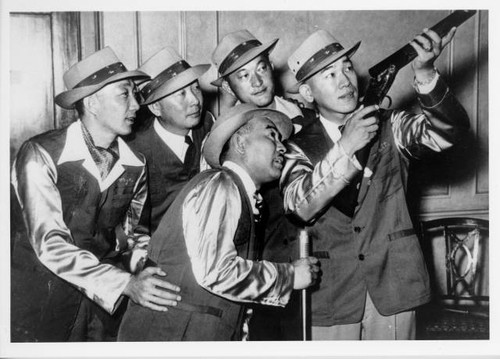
[58,120,144,191]
[58,120,143,167]
[319,114,343,143]
[222,161,257,210]
[154,118,193,161]
[274,96,302,119]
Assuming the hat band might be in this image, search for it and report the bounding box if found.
[74,62,128,89]
[296,42,344,82]
[218,39,262,76]
[141,60,191,101]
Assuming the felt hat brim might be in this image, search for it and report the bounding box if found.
[203,105,293,168]
[211,38,278,87]
[55,70,149,109]
[287,41,361,94]
[141,64,210,105]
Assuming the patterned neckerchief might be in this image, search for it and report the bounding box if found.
[80,122,120,180]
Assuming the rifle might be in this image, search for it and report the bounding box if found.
[330,10,477,218]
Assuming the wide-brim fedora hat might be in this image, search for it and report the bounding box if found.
[55,46,150,109]
[287,29,361,93]
[211,30,278,87]
[203,103,293,168]
[139,47,210,105]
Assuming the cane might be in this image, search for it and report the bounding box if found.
[299,228,310,341]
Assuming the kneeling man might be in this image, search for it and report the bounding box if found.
[118,104,319,341]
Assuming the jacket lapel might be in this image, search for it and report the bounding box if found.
[294,117,333,165]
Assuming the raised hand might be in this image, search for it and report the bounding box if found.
[410,27,457,81]
[338,104,380,156]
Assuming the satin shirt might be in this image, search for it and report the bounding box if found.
[11,120,149,313]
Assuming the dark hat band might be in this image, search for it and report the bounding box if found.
[218,39,262,75]
[141,60,191,101]
[296,42,344,82]
[74,62,128,89]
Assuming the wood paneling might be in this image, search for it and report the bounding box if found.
[137,11,181,64]
[10,14,54,163]
[79,12,99,59]
[9,10,488,219]
[184,11,218,94]
[476,11,489,195]
[52,12,80,129]
[101,12,139,69]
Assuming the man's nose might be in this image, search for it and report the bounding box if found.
[338,72,350,88]
[186,88,201,106]
[277,140,286,154]
[129,92,140,111]
[250,72,263,87]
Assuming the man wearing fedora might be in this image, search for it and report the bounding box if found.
[211,29,317,341]
[280,28,470,340]
[11,47,181,342]
[126,46,213,234]
[211,29,315,131]
[118,104,319,341]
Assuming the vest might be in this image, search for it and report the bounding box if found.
[118,168,257,341]
[11,126,144,341]
[292,110,431,326]
[127,113,212,234]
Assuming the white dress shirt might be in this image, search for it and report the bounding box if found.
[153,118,193,163]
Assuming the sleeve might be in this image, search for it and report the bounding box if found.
[280,140,360,224]
[183,171,295,307]
[118,160,150,274]
[11,141,132,314]
[392,75,470,159]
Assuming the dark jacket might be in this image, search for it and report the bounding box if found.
[287,77,470,326]
[127,113,212,233]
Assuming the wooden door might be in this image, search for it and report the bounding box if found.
[10,12,79,164]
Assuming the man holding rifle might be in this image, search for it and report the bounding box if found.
[280,26,470,340]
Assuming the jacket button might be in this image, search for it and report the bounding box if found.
[358,254,365,261]
[354,226,361,233]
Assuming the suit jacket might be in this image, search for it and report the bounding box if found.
[127,113,212,233]
[282,76,470,326]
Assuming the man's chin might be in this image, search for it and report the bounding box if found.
[252,95,274,108]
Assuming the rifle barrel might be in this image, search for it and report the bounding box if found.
[368,10,476,77]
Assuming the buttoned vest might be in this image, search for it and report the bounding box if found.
[11,126,144,341]
[292,111,431,326]
[118,168,257,341]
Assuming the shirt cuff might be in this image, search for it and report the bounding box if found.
[414,69,440,94]
[337,141,363,170]
[100,271,133,314]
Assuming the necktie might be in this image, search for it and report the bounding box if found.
[183,135,196,176]
[81,123,119,180]
[253,191,264,223]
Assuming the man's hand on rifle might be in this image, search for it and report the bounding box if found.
[410,27,457,83]
[338,104,380,156]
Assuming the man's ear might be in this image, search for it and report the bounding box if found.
[83,95,97,116]
[231,132,246,155]
[221,80,236,98]
[148,102,161,117]
[298,83,315,104]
